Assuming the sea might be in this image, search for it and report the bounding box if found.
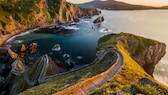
[6,9,168,86]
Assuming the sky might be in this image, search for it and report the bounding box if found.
[67,0,168,7]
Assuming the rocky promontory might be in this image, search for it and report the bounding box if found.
[98,33,166,76]
[93,16,104,24]
[94,32,168,94]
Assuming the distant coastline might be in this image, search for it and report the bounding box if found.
[77,0,168,10]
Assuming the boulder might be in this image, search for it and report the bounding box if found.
[93,16,104,24]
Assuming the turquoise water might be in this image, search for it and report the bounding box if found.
[6,18,108,65]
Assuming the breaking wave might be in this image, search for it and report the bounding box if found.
[6,28,39,43]
[63,25,80,31]
[99,28,112,33]
[154,58,168,86]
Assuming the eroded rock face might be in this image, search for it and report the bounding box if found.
[135,43,166,76]
[46,55,66,76]
[116,33,166,76]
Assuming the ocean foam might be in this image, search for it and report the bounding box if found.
[63,25,80,31]
[13,40,23,44]
[6,28,39,43]
[99,28,112,33]
[154,59,168,86]
[80,19,90,24]
[76,56,83,59]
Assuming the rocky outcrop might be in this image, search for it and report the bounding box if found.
[46,55,66,76]
[98,33,166,76]
[135,44,166,76]
[11,58,25,76]
[8,48,19,59]
[93,16,104,24]
[116,33,166,76]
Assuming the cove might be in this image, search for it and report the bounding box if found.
[5,17,110,67]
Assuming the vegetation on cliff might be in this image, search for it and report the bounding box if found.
[98,32,166,76]
[92,32,168,94]
[0,0,99,35]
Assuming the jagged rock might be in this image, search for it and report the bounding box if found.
[11,58,25,76]
[116,33,166,76]
[21,44,27,52]
[29,43,37,54]
[135,44,166,76]
[45,55,66,76]
[8,48,18,59]
[93,16,104,24]
[137,78,159,88]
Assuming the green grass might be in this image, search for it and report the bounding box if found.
[20,52,116,95]
[130,84,160,95]
[97,34,119,54]
[1,0,40,25]
[0,0,41,34]
[14,75,29,94]
[27,56,42,80]
[0,0,54,33]
[127,33,159,57]
[98,32,161,58]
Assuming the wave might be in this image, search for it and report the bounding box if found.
[63,25,80,31]
[13,40,23,44]
[80,19,90,24]
[76,56,83,60]
[154,58,168,86]
[6,28,39,43]
[99,28,112,33]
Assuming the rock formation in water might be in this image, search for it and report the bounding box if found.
[0,0,99,35]
[98,33,166,76]
[93,16,104,24]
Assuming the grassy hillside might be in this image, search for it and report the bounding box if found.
[0,0,41,34]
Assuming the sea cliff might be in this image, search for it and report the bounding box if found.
[0,0,99,46]
[98,32,166,76]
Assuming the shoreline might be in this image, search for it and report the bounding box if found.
[0,19,89,47]
[0,23,59,47]
[0,13,100,47]
[0,30,22,47]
